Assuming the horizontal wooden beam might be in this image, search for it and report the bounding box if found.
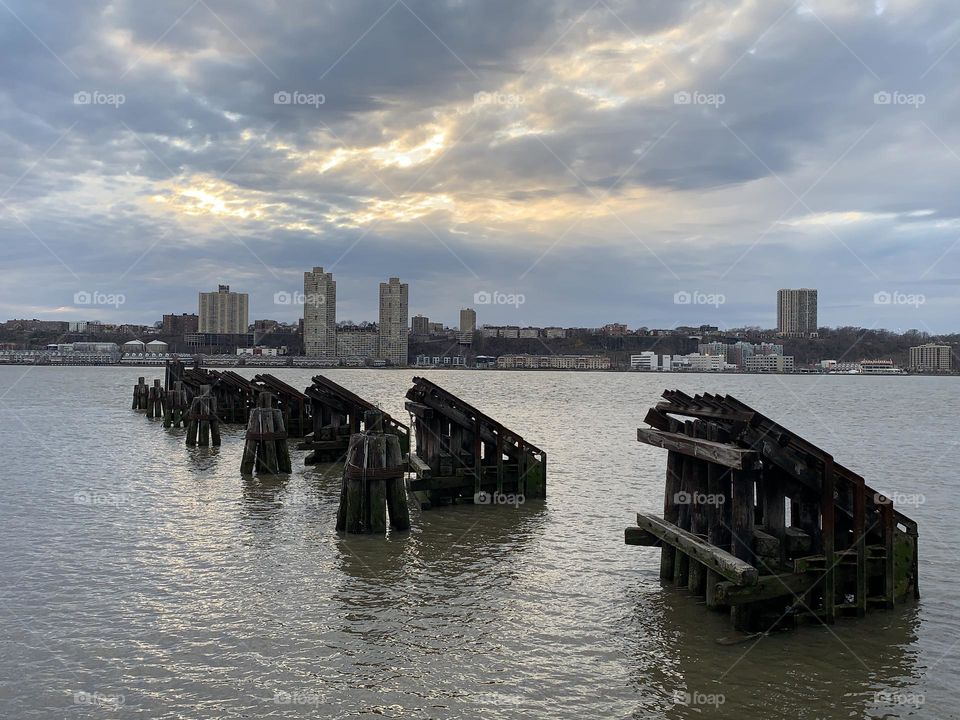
[636,428,757,470]
[713,571,820,605]
[625,526,661,546]
[635,513,758,586]
[407,453,432,479]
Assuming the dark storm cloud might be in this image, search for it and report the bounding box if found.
[1,0,959,330]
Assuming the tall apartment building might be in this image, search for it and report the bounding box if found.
[777,288,818,337]
[303,267,337,357]
[163,313,199,336]
[411,314,430,337]
[198,285,249,334]
[909,343,952,372]
[459,308,476,333]
[378,277,409,365]
[336,326,380,359]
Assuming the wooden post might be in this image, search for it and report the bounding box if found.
[821,456,836,624]
[660,451,682,580]
[240,392,286,474]
[337,410,409,533]
[705,461,731,609]
[730,463,759,631]
[673,453,692,587]
[762,464,787,569]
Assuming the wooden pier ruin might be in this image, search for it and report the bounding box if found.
[404,377,546,509]
[253,373,310,438]
[299,375,410,464]
[626,391,919,633]
[241,392,292,474]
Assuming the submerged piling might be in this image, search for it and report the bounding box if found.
[185,385,220,447]
[240,392,292,474]
[336,410,410,533]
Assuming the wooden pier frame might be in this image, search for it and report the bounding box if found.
[299,375,410,464]
[627,391,920,633]
[404,377,546,509]
[253,373,310,438]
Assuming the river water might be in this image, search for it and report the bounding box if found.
[0,366,954,719]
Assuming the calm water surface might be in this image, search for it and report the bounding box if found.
[0,367,955,719]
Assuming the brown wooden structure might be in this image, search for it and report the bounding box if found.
[626,390,919,632]
[253,373,310,438]
[299,375,409,464]
[165,359,256,424]
[240,392,292,474]
[336,410,411,533]
[404,377,546,509]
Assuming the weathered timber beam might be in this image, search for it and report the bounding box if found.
[636,428,757,470]
[635,512,758,586]
[408,453,432,479]
[655,401,754,424]
[415,395,503,448]
[625,526,661,546]
[404,401,433,419]
[713,572,820,605]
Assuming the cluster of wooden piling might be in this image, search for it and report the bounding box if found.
[131,361,549,534]
[336,411,410,533]
[185,385,221,447]
[626,391,919,632]
[240,392,292,474]
[404,377,546,509]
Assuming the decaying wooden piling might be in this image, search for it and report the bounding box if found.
[336,410,410,533]
[626,391,920,633]
[185,385,221,447]
[146,379,165,419]
[254,373,310,438]
[132,377,148,411]
[240,392,292,474]
[300,375,410,464]
[163,381,188,428]
[404,377,546,510]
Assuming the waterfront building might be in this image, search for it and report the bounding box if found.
[630,352,658,371]
[198,285,249,334]
[859,359,903,375]
[745,355,795,373]
[303,268,337,358]
[496,354,611,370]
[378,277,409,366]
[909,343,952,372]
[777,288,818,337]
[162,313,199,336]
[459,308,476,333]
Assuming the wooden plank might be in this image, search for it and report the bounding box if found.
[408,453,432,479]
[731,466,758,566]
[625,526,661,546]
[637,428,756,470]
[636,512,758,586]
[714,572,820,605]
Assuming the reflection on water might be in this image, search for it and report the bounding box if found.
[0,367,950,719]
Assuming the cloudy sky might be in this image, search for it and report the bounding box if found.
[1,0,958,331]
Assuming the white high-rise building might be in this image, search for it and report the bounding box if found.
[198,285,249,334]
[378,277,408,366]
[303,267,337,357]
